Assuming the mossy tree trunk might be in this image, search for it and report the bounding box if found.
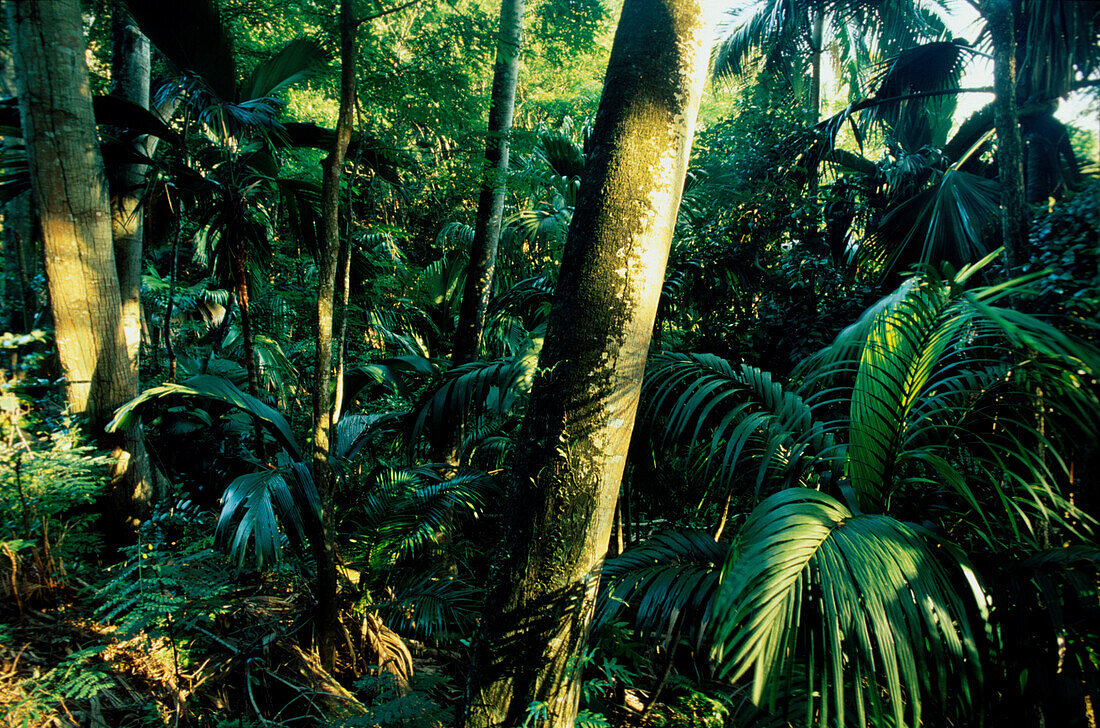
[982,0,1028,265]
[459,0,712,725]
[312,0,356,671]
[806,7,825,191]
[7,0,155,532]
[451,0,526,368]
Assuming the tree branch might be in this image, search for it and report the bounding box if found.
[357,0,421,26]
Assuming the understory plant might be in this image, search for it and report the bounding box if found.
[605,252,1100,727]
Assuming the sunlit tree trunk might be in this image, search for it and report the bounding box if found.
[109,5,150,375]
[7,0,155,530]
[982,0,1028,265]
[312,0,356,671]
[459,0,712,724]
[452,0,526,365]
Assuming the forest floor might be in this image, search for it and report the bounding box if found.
[0,539,461,728]
[0,542,694,728]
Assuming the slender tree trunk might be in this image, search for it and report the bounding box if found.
[436,0,526,467]
[807,8,825,191]
[451,0,526,365]
[808,8,824,125]
[231,253,260,398]
[982,0,1029,265]
[312,0,356,672]
[7,0,154,532]
[229,248,268,465]
[331,237,353,420]
[164,210,182,383]
[109,5,150,375]
[459,0,711,725]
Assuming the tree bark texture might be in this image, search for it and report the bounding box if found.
[806,7,824,191]
[982,0,1029,265]
[7,0,131,413]
[109,6,151,376]
[459,0,711,725]
[8,0,154,529]
[312,0,356,671]
[451,0,526,366]
[808,7,824,125]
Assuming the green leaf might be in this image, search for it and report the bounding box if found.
[107,375,301,459]
[243,38,327,101]
[711,488,986,728]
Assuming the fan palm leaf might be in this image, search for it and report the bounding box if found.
[243,38,327,101]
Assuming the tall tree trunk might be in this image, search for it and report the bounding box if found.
[231,253,260,396]
[331,237,353,420]
[7,0,154,532]
[312,0,356,672]
[109,5,150,375]
[451,0,526,365]
[982,0,1028,265]
[459,0,711,725]
[807,7,825,191]
[808,8,824,125]
[231,250,267,461]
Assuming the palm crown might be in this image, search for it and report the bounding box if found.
[600,252,1099,726]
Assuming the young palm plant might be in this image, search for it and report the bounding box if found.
[627,253,1099,726]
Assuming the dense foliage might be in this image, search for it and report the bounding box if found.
[1,0,1098,726]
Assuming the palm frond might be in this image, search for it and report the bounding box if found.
[802,256,1100,534]
[243,38,327,101]
[342,354,437,408]
[107,374,301,459]
[643,352,840,497]
[216,468,301,569]
[846,272,964,510]
[596,530,727,651]
[487,276,554,329]
[410,337,542,448]
[711,488,987,728]
[873,166,1000,274]
[362,466,498,560]
[712,0,800,82]
[532,127,586,179]
[375,567,480,642]
[335,413,395,462]
[864,40,973,130]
